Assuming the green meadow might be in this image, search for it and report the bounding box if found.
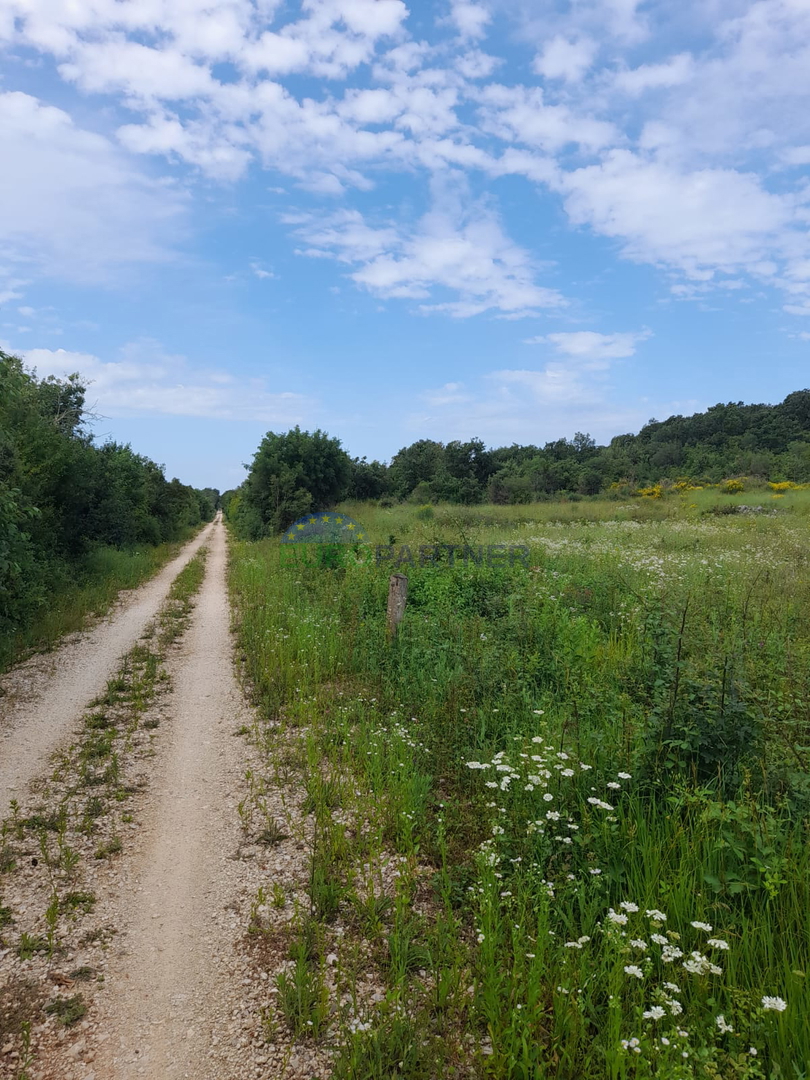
[229,493,810,1079]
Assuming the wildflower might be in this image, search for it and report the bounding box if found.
[715,1015,733,1034]
[532,711,544,716]
[557,752,569,760]
[761,996,787,1012]
[525,953,536,959]
[620,901,639,912]
[618,772,632,779]
[543,793,554,802]
[645,909,667,922]
[588,868,602,875]
[476,932,485,943]
[624,965,644,979]
[643,1006,666,1020]
[621,1037,641,1053]
[660,1036,670,1046]
[607,782,621,789]
[564,941,584,949]
[630,939,648,950]
[607,909,629,925]
[690,921,713,932]
[466,761,490,770]
[579,762,592,770]
[651,934,668,945]
[546,810,561,821]
[587,797,614,810]
[749,1048,758,1056]
[663,982,681,994]
[661,945,683,963]
[706,938,729,950]
[667,999,684,1016]
[561,768,575,777]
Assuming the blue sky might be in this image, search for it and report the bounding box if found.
[2,0,810,491]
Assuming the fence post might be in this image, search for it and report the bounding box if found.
[386,574,408,640]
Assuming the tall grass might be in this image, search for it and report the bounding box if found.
[230,499,809,1079]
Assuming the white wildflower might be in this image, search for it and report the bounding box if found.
[706,938,729,950]
[624,965,644,979]
[645,909,667,922]
[761,996,787,1012]
[643,1006,666,1020]
[690,921,713,932]
[715,1015,733,1034]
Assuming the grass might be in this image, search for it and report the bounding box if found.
[229,495,810,1080]
[0,528,201,673]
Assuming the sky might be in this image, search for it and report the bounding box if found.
[1,0,810,492]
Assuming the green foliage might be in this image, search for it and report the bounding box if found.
[230,500,810,1077]
[234,426,351,536]
[0,350,216,665]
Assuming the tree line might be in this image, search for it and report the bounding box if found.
[224,389,810,537]
[1,350,217,643]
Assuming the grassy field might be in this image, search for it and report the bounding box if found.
[229,493,810,1080]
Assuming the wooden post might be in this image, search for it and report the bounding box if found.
[386,573,408,640]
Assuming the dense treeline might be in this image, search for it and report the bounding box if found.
[1,350,217,643]
[224,390,810,535]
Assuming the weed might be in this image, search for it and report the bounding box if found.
[93,836,122,860]
[44,994,86,1026]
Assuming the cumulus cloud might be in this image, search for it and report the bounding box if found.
[524,329,652,365]
[448,1,491,41]
[3,0,810,318]
[533,36,597,83]
[286,179,567,317]
[558,150,796,280]
[17,340,312,422]
[0,91,186,286]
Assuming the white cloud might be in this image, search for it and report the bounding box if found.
[287,180,567,317]
[448,1,491,41]
[524,329,652,364]
[559,150,797,279]
[533,36,597,83]
[4,0,810,321]
[613,53,694,95]
[250,261,275,278]
[0,91,186,286]
[477,84,619,153]
[16,340,313,422]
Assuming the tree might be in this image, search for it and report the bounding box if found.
[240,427,351,536]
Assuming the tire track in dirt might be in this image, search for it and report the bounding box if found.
[0,520,216,808]
[86,515,252,1080]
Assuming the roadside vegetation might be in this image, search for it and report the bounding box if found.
[229,497,809,1079]
[0,350,217,670]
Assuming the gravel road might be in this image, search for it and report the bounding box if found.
[0,521,214,807]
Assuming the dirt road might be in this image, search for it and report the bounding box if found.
[0,521,215,808]
[89,514,252,1080]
